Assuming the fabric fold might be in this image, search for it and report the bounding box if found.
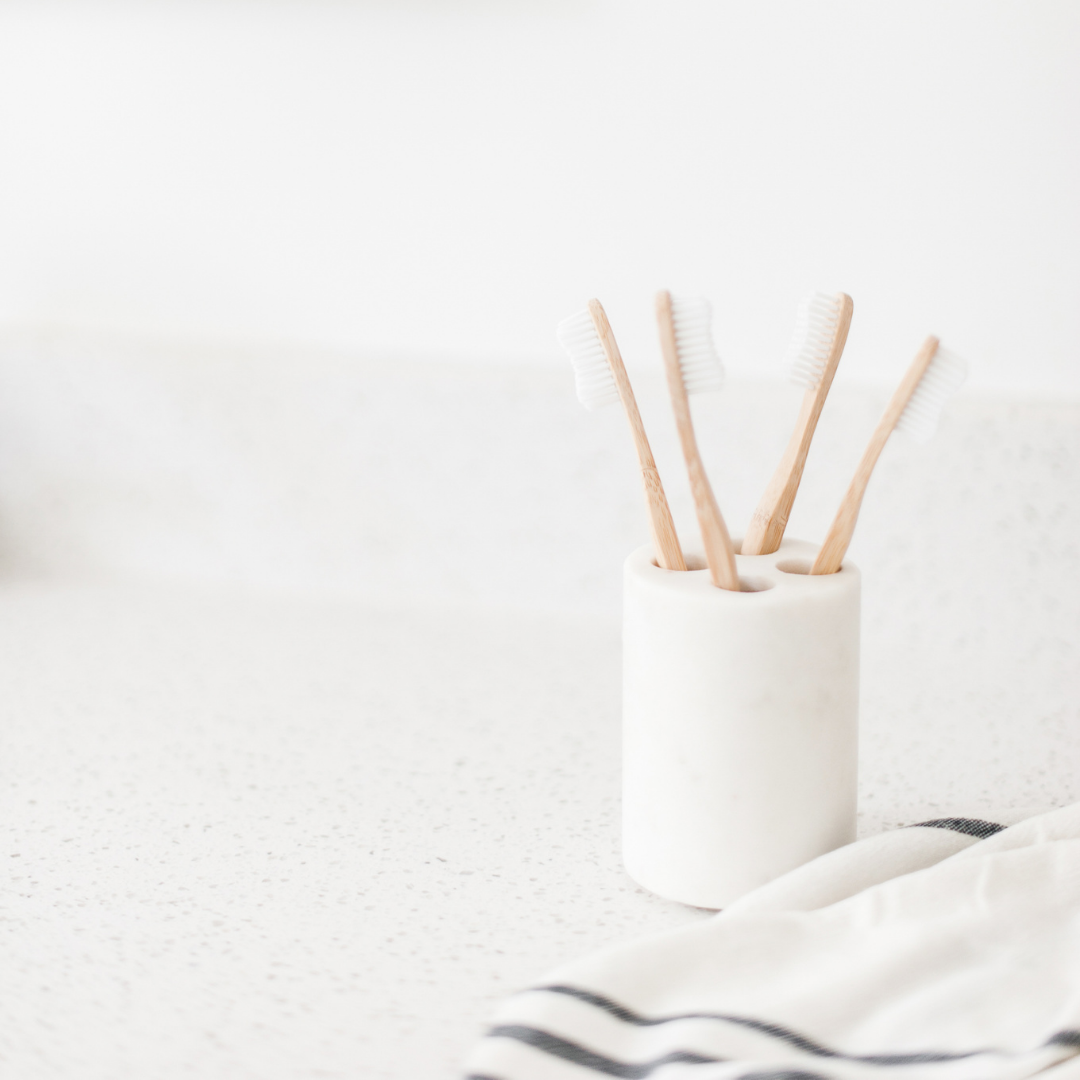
[464,804,1080,1080]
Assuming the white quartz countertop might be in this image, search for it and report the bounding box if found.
[0,338,1077,1077]
[2,579,1076,1079]
[0,583,702,1078]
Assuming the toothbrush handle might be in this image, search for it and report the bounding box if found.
[743,294,853,556]
[655,291,739,591]
[811,336,939,574]
[589,300,686,572]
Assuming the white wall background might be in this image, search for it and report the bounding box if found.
[0,0,1078,397]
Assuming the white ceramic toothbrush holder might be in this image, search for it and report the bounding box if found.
[622,537,860,909]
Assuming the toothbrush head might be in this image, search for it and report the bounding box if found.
[669,295,725,395]
[786,291,845,392]
[556,307,620,411]
[896,342,968,443]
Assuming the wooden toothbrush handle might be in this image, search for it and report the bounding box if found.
[589,300,686,572]
[743,294,853,556]
[655,291,739,591]
[811,335,940,575]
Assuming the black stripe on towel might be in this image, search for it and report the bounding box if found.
[739,1074,831,1080]
[488,1025,721,1078]
[532,985,973,1065]
[480,1004,1080,1080]
[907,817,1005,839]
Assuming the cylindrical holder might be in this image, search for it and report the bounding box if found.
[622,537,860,909]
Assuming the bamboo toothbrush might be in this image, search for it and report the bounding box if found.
[811,335,968,575]
[655,290,739,591]
[557,300,687,571]
[742,291,854,556]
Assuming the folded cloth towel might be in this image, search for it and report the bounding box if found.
[463,804,1080,1080]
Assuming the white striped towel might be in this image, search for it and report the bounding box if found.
[463,803,1080,1080]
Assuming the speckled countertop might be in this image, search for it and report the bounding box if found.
[2,579,1076,1079]
[0,341,1077,1078]
[0,585,692,1078]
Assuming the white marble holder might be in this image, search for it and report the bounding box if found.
[622,538,860,909]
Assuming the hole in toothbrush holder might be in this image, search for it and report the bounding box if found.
[776,558,812,576]
[737,576,773,593]
[651,554,709,571]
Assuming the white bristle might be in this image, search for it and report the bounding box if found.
[669,295,724,394]
[785,291,843,391]
[556,310,619,411]
[896,345,968,443]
